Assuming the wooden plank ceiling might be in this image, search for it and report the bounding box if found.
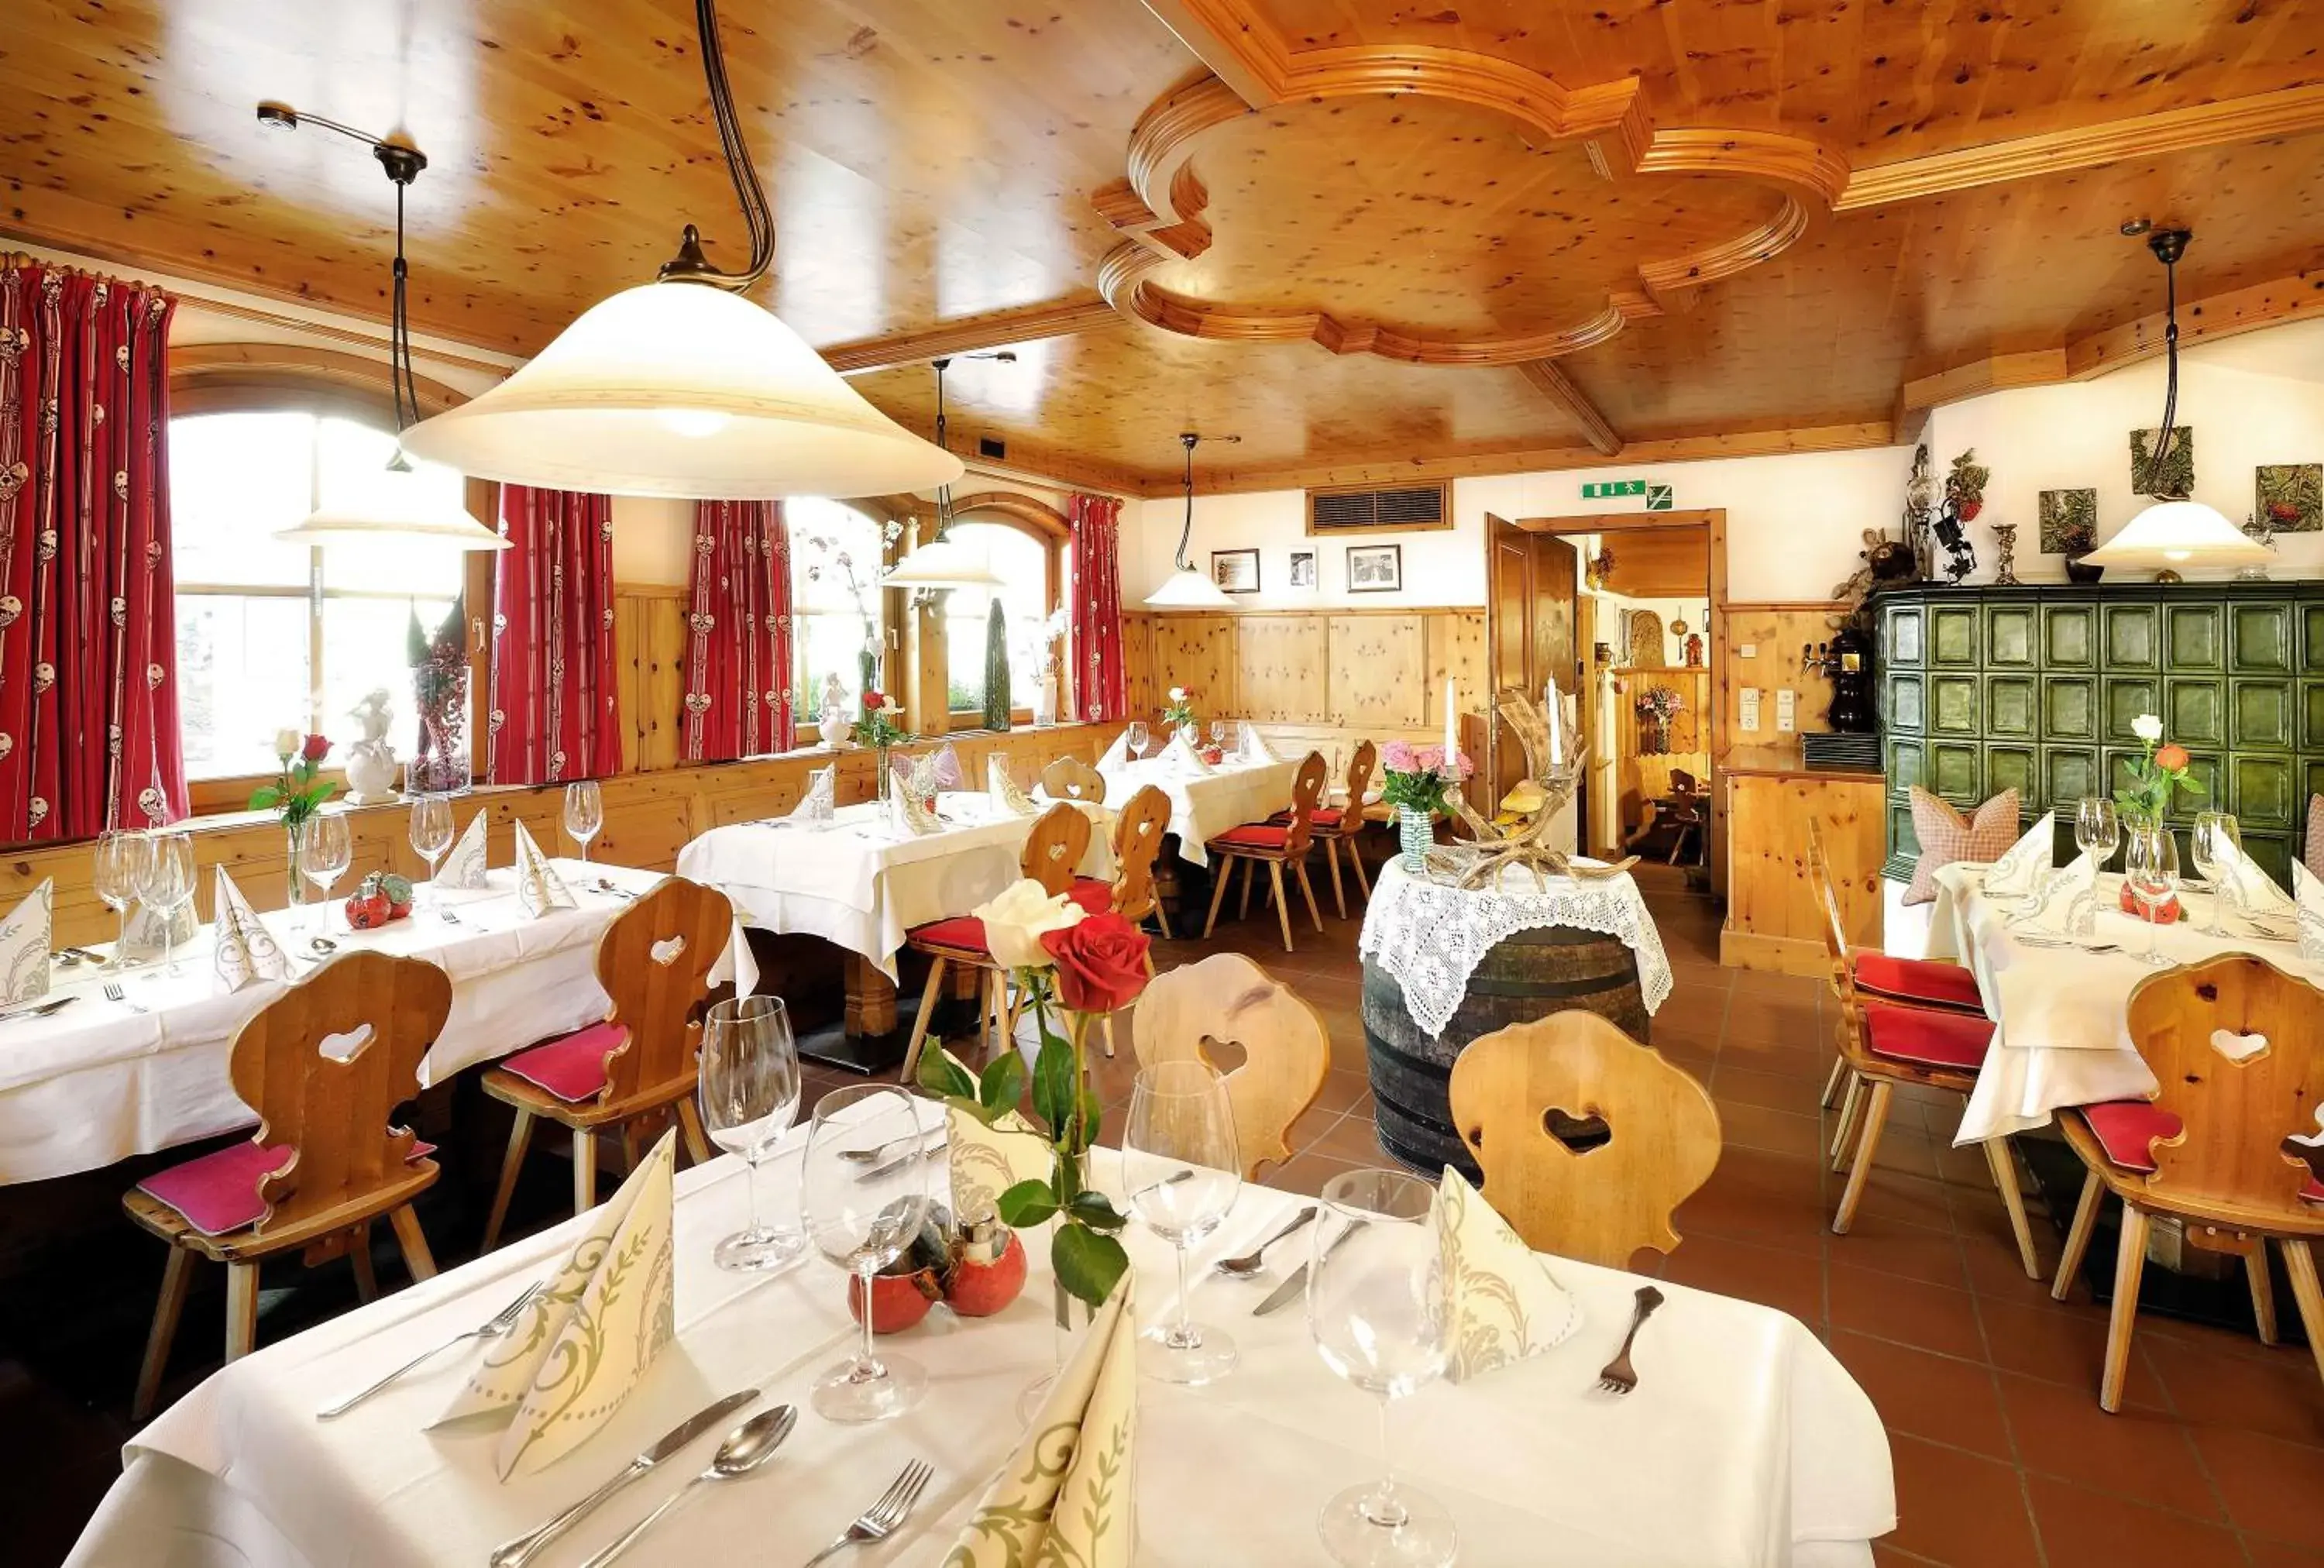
[6,0,2324,493]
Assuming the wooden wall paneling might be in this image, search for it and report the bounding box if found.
[1328,614,1425,730]
[1236,614,1329,723]
[1721,771,1886,975]
[1150,614,1239,720]
[1423,611,1487,731]
[1715,602,1850,763]
[614,588,688,775]
[1119,614,1158,721]
[1601,530,1713,600]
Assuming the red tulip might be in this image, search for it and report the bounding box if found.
[2154,743,2189,772]
[862,691,886,710]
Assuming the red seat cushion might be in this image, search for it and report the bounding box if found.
[1862,1002,1992,1071]
[1855,951,1982,1010]
[498,1020,631,1103]
[1211,823,1292,851]
[1267,806,1342,830]
[2081,1099,2324,1199]
[908,914,992,954]
[1066,878,1114,916]
[138,1135,436,1237]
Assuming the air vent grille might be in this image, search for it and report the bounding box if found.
[1305,482,1449,535]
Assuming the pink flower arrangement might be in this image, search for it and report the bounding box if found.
[1380,741,1472,817]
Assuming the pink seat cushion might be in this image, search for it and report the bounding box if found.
[1267,806,1342,830]
[498,1020,631,1103]
[1863,1002,1992,1071]
[2080,1100,2324,1199]
[1067,878,1114,916]
[1212,823,1292,851]
[138,1136,436,1237]
[1855,951,1983,1011]
[909,914,991,954]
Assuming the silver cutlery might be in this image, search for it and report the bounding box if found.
[316,1281,542,1419]
[1596,1284,1666,1395]
[801,1459,936,1566]
[489,1388,760,1568]
[1215,1205,1318,1278]
[839,1127,947,1164]
[0,995,75,1024]
[1253,1217,1365,1316]
[102,982,149,1014]
[577,1405,797,1568]
[593,878,638,902]
[439,904,462,925]
[855,1136,951,1183]
[311,936,339,955]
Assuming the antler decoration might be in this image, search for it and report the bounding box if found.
[1424,688,1641,890]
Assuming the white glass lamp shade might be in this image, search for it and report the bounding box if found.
[275,459,509,550]
[397,281,965,500]
[2078,500,2270,571]
[883,531,1002,590]
[1143,566,1235,609]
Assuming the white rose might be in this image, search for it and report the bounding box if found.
[2131,714,2163,743]
[1167,686,1187,702]
[973,877,1085,969]
[272,727,301,759]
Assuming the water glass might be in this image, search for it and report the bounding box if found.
[94,830,150,971]
[564,780,603,863]
[1209,719,1227,748]
[132,831,197,975]
[1124,1060,1241,1384]
[2073,796,2119,867]
[409,795,454,916]
[1127,720,1150,760]
[1308,1168,1457,1568]
[2124,823,2180,968]
[2190,810,2240,934]
[801,1085,931,1422]
[299,812,353,931]
[699,996,805,1271]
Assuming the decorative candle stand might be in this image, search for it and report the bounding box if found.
[1425,690,1637,890]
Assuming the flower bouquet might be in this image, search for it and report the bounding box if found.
[252,730,335,904]
[851,690,913,798]
[1380,740,1473,870]
[1161,685,1197,741]
[2114,713,2203,920]
[1633,685,1683,755]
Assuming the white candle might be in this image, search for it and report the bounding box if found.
[1443,679,1457,765]
[1545,677,1564,769]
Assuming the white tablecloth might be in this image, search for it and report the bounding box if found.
[1931,865,2323,1143]
[1094,755,1302,868]
[0,859,660,1185]
[1358,858,1675,1037]
[675,793,1113,986]
[73,1141,1893,1568]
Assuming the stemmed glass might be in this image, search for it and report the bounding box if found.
[699,995,805,1272]
[1209,719,1227,749]
[94,830,150,972]
[2124,822,2180,968]
[2074,796,2119,868]
[132,831,196,976]
[299,813,352,937]
[802,1085,931,1422]
[2190,810,2240,934]
[1126,720,1150,761]
[409,795,454,919]
[1309,1168,1457,1568]
[1124,1060,1241,1384]
[564,780,603,864]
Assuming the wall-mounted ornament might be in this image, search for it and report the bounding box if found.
[2254,462,2322,533]
[1901,445,1936,580]
[2130,426,2195,500]
[2037,489,2098,555]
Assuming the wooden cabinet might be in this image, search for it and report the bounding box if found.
[1721,762,1886,975]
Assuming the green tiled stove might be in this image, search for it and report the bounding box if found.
[1875,582,2324,889]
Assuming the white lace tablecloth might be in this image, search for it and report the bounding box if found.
[1358,857,1675,1037]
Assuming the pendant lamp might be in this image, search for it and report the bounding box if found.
[1145,432,1238,608]
[397,0,961,500]
[883,357,1002,591]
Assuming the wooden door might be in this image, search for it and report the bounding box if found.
[1484,514,1535,803]
[1532,533,1578,703]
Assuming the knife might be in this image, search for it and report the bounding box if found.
[488,1387,759,1568]
[1253,1217,1365,1317]
[0,995,75,1024]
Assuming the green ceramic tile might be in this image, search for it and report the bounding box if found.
[1930,674,1980,735]
[1985,674,2037,738]
[1986,746,2036,801]
[2229,680,2295,751]
[2229,754,2296,827]
[2301,604,2324,673]
[2103,603,2159,669]
[2042,602,2097,669]
[1988,606,2037,667]
[2229,603,2293,673]
[1886,673,1924,733]
[2042,747,2101,807]
[1930,742,1981,803]
[1886,605,1924,667]
[2102,676,2162,744]
[1888,738,1925,794]
[2164,602,2224,671]
[1930,605,1979,665]
[2041,676,2096,741]
[2164,677,2224,748]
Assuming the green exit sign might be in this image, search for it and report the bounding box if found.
[1581,479,1647,498]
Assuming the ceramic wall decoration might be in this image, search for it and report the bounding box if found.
[2130,426,2195,498]
[2037,488,2097,554]
[2255,462,2322,533]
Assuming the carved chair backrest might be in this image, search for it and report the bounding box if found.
[593,875,734,1109]
[1131,952,1331,1179]
[1041,757,1106,803]
[1108,785,1173,919]
[1021,803,1094,896]
[1279,751,1328,859]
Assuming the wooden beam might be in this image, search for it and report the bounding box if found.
[1134,0,1288,108]
[821,297,1124,375]
[1516,359,1622,456]
[2066,263,2324,379]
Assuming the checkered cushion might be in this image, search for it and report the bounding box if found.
[2307,794,2324,882]
[1903,786,2021,907]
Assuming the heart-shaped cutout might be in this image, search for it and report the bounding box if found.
[2210,1027,2269,1063]
[1542,1107,1612,1153]
[1197,1034,1250,1075]
[318,1023,374,1062]
[649,934,687,966]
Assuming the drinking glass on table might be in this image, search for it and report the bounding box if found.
[94,829,150,972]
[1209,719,1227,748]
[700,995,806,1271]
[563,779,603,863]
[299,812,352,934]
[132,830,196,976]
[2190,810,2240,934]
[802,1084,930,1422]
[408,794,454,918]
[1127,720,1150,761]
[2074,796,2119,868]
[1124,1059,1241,1384]
[2124,822,2180,968]
[1308,1167,1457,1568]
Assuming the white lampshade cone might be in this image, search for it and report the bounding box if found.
[275,458,508,550]
[2078,500,2270,571]
[397,281,964,499]
[883,532,1002,590]
[1144,567,1235,609]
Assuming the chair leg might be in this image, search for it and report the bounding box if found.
[1818,1055,1851,1110]
[1202,856,1233,938]
[1293,861,1324,934]
[1268,862,1295,952]
[900,955,948,1085]
[482,1106,536,1253]
[676,1097,714,1165]
[572,1126,600,1218]
[1239,858,1256,921]
[389,1204,437,1281]
[1348,832,1372,900]
[1153,895,1173,940]
[2102,1205,2150,1413]
[2244,1241,2278,1347]
[224,1262,260,1362]
[2053,1170,2104,1302]
[1831,1081,1892,1235]
[2281,1239,2324,1395]
[1828,1075,1865,1172]
[349,1223,379,1303]
[135,1246,195,1422]
[1323,837,1346,919]
[1982,1136,2043,1280]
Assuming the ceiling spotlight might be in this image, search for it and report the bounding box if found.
[2119,217,2153,237]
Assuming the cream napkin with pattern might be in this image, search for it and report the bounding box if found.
[2009,851,2101,939]
[945,1277,1135,1566]
[947,1099,1050,1224]
[211,868,289,994]
[1160,731,1212,775]
[1433,1167,1580,1383]
[1982,811,2054,900]
[2214,841,2295,923]
[986,755,1042,818]
[438,810,490,890]
[438,1130,676,1478]
[889,780,943,837]
[789,763,837,825]
[120,899,197,960]
[2295,862,2324,963]
[511,822,575,916]
[0,879,51,1003]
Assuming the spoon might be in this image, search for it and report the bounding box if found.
[576,1405,796,1568]
[311,936,339,955]
[1215,1205,1318,1278]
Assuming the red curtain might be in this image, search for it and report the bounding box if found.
[0,261,187,842]
[486,485,622,785]
[1067,492,1126,723]
[682,499,794,762]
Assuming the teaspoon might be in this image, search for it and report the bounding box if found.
[1215,1205,1318,1278]
[576,1405,796,1568]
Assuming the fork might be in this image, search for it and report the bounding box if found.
[103,982,149,1014]
[1595,1284,1665,1395]
[800,1459,934,1564]
[316,1281,542,1418]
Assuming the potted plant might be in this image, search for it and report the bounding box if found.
[1379,741,1473,870]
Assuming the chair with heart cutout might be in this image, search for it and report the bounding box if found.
[1040,756,1107,805]
[1130,951,1331,1181]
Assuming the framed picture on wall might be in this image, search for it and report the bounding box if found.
[1287,550,1317,587]
[1210,548,1260,593]
[1346,543,1402,593]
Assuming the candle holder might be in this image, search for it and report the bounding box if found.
[1426,690,1638,890]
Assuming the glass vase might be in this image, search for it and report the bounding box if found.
[875,744,892,802]
[1397,806,1435,872]
[284,820,311,906]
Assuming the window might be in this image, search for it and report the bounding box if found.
[171,411,469,780]
[787,497,891,717]
[944,521,1055,718]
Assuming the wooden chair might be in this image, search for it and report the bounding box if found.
[1069,782,1173,934]
[480,876,731,1250]
[1446,1010,1721,1267]
[1040,756,1107,804]
[2048,954,2324,1412]
[899,802,1093,1083]
[1132,953,1332,1180]
[1272,739,1376,918]
[1810,827,2043,1279]
[125,951,449,1419]
[1202,751,1328,953]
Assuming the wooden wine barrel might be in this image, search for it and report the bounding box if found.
[1362,925,1650,1180]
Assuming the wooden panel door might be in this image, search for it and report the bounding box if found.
[1485,513,1534,801]
[1532,532,1579,707]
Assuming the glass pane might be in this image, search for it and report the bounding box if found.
[944,524,1050,713]
[316,418,475,595]
[321,597,459,762]
[797,614,878,720]
[175,593,313,779]
[788,499,888,710]
[169,411,315,588]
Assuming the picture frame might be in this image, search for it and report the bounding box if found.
[1210,548,1260,594]
[1346,543,1402,593]
[1287,550,1317,588]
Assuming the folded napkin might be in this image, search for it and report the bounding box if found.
[438,1130,676,1477]
[947,1277,1135,1566]
[790,762,837,825]
[930,742,965,792]
[1433,1167,1580,1382]
[889,784,942,837]
[1160,731,1212,775]
[1095,733,1129,771]
[986,755,1042,818]
[1236,721,1276,762]
[947,1099,1050,1224]
[120,899,197,960]
[2213,841,2295,921]
[897,748,954,805]
[0,879,50,1002]
[511,822,575,916]
[2295,861,2324,963]
[211,868,290,994]
[1982,811,2054,900]
[438,810,490,890]
[2009,851,2101,940]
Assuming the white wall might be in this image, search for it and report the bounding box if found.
[1128,489,1489,607]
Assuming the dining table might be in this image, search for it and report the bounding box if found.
[1092,751,1304,868]
[70,1134,1896,1567]
[0,858,662,1186]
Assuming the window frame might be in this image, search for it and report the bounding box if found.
[935,494,1067,732]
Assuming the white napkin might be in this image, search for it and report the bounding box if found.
[0,879,51,1003]
[2294,862,2324,963]
[1982,811,2054,900]
[120,899,197,960]
[1096,733,1129,771]
[2009,851,2100,940]
[2213,841,2295,923]
[211,868,290,994]
[1433,1167,1580,1382]
[889,785,942,837]
[778,763,836,827]
[1160,731,1212,775]
[1236,721,1276,762]
[438,810,490,890]
[511,822,575,916]
[987,755,1042,818]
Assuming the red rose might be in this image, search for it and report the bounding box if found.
[1958,500,1983,521]
[1040,912,1151,1015]
[301,734,331,762]
[2154,744,2189,772]
[862,692,886,711]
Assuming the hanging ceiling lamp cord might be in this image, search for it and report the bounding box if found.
[390,175,417,432]
[2141,229,2192,501]
[931,358,955,538]
[656,0,774,290]
[1175,433,1201,572]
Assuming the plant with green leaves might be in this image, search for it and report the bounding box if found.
[983,599,1011,731]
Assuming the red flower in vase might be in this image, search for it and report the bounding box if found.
[862,691,886,710]
[1040,912,1151,1015]
[300,734,331,763]
[2153,743,2189,772]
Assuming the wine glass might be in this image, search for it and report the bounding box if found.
[802,1084,931,1422]
[563,779,603,864]
[1123,1060,1241,1384]
[1209,719,1227,749]
[1309,1167,1457,1568]
[132,831,196,976]
[2124,822,2180,968]
[1127,720,1150,761]
[700,995,806,1271]
[299,812,352,935]
[409,795,454,918]
[2074,796,2119,867]
[94,830,150,972]
[2190,810,2240,934]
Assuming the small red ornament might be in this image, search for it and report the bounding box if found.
[943,1216,1026,1318]
[2117,883,2181,923]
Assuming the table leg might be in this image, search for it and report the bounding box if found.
[844,951,899,1037]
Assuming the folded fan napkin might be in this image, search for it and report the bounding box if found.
[438,1130,676,1478]
[947,1099,1050,1223]
[1236,721,1276,762]
[986,755,1042,818]
[2295,862,2324,963]
[120,899,197,960]
[930,742,965,791]
[211,867,290,994]
[889,782,943,837]
[1433,1167,1580,1382]
[0,879,50,1003]
[1095,733,1129,771]
[1982,811,2054,899]
[2009,851,2101,939]
[1160,731,1212,775]
[438,810,490,889]
[946,1277,1135,1566]
[789,762,837,825]
[2213,841,2295,921]
[511,822,575,917]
